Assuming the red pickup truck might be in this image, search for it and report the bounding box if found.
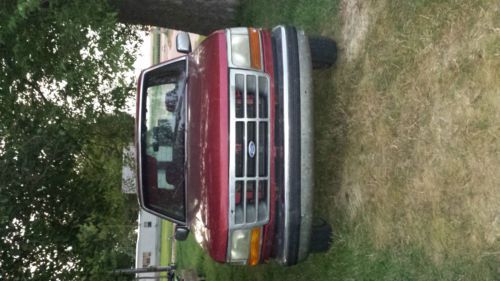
[135,26,336,266]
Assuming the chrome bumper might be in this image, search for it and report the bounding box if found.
[271,25,314,265]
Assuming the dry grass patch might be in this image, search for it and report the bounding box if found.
[339,0,387,61]
[331,0,500,275]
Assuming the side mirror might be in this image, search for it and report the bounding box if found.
[174,225,190,241]
[176,32,192,54]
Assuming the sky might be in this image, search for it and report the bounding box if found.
[124,31,152,116]
[133,31,153,80]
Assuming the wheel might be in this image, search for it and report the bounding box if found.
[309,218,332,252]
[308,36,337,69]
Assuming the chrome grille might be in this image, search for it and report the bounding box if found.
[229,69,271,229]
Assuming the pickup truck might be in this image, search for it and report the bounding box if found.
[135,26,336,266]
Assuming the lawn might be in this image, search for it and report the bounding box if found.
[159,220,174,281]
[176,0,500,280]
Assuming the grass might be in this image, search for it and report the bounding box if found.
[238,0,340,36]
[160,221,173,264]
[176,0,500,280]
[159,220,173,280]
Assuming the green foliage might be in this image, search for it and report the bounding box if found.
[0,0,140,280]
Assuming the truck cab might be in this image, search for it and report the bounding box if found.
[136,26,336,266]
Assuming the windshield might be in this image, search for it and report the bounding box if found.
[139,59,186,223]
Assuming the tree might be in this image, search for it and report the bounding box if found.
[1,0,245,279]
[114,0,240,35]
[0,0,140,279]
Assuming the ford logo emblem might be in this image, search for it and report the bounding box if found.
[248,141,256,158]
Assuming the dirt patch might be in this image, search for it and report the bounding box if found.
[340,0,387,61]
[340,0,372,61]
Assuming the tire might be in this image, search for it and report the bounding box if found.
[308,36,337,69]
[309,218,332,253]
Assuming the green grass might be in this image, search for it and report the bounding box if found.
[160,221,173,263]
[159,220,173,280]
[152,28,161,64]
[238,0,340,35]
[176,0,500,280]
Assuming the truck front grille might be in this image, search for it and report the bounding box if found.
[229,69,270,228]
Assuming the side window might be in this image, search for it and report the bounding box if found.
[144,221,152,228]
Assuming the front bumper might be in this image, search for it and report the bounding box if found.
[271,26,314,265]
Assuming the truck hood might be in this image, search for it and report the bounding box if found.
[185,30,229,263]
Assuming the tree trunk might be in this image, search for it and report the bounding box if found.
[114,0,240,35]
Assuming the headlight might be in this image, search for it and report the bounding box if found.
[228,28,262,70]
[231,34,251,68]
[229,229,251,262]
[228,227,262,265]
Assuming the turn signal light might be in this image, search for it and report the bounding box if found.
[248,227,262,265]
[248,28,262,70]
